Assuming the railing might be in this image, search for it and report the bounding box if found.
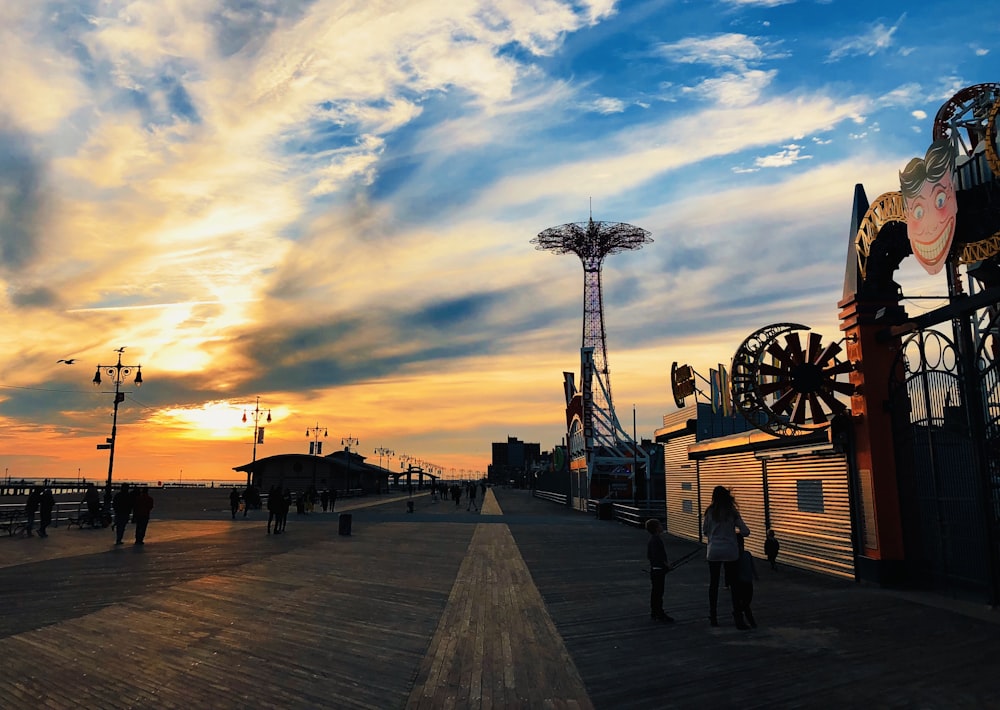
[611,502,666,527]
[0,481,94,497]
[532,490,665,526]
[532,490,568,506]
[587,499,666,527]
[0,500,98,533]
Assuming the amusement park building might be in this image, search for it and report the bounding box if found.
[535,83,1000,606]
[655,404,855,580]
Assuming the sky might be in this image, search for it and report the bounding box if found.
[0,0,996,485]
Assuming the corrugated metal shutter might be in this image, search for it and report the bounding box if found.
[697,452,766,558]
[763,454,854,579]
[664,433,699,542]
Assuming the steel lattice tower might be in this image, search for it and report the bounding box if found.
[532,217,652,438]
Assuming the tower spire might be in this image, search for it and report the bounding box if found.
[532,216,652,439]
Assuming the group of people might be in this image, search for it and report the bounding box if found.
[23,485,56,537]
[228,485,263,518]
[646,484,781,629]
[231,484,344,534]
[23,482,154,545]
[440,481,485,511]
[266,485,291,534]
[111,482,155,545]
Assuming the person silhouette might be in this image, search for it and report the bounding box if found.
[112,483,133,545]
[645,519,674,623]
[132,486,154,545]
[230,488,240,519]
[765,529,781,570]
[38,487,55,537]
[703,485,750,629]
[25,486,41,537]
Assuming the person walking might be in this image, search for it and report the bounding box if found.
[229,488,241,520]
[765,529,781,570]
[702,485,750,629]
[267,485,279,534]
[132,486,154,545]
[84,483,101,527]
[112,483,133,545]
[467,482,478,512]
[24,486,41,537]
[277,488,291,533]
[38,486,55,537]
[329,487,338,513]
[735,535,758,628]
[645,519,674,623]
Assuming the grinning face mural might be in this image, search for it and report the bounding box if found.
[899,139,958,275]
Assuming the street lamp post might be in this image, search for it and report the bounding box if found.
[93,347,143,509]
[374,446,394,471]
[374,447,394,493]
[242,397,271,488]
[306,424,328,455]
[342,436,359,493]
[307,423,328,491]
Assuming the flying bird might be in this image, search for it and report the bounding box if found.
[57,359,77,364]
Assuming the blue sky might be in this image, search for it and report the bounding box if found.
[0,0,996,481]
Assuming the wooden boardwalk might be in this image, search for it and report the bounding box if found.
[0,488,997,708]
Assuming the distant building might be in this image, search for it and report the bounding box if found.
[488,436,541,486]
[233,447,389,495]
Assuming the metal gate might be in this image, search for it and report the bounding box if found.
[975,305,1000,602]
[890,328,993,599]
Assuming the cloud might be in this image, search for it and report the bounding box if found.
[827,14,905,62]
[753,143,812,168]
[688,69,777,107]
[655,33,772,70]
[588,97,628,114]
[0,0,989,479]
[466,90,873,214]
[0,6,91,134]
[0,126,48,272]
[654,33,785,107]
[877,82,924,108]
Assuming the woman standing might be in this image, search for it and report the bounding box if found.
[703,485,750,629]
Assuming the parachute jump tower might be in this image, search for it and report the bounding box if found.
[532,216,653,502]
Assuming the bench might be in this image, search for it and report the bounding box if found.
[0,509,27,536]
[67,504,105,529]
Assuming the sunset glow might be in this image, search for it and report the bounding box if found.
[0,1,991,483]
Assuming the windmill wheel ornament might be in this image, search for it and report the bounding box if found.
[731,323,855,438]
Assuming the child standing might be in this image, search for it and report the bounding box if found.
[645,519,674,623]
[764,528,780,570]
[735,535,758,629]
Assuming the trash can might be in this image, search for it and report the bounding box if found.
[338,513,352,536]
[597,502,613,520]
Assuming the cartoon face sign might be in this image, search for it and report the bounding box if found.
[899,140,957,275]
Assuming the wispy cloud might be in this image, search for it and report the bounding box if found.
[0,0,993,480]
[588,97,628,114]
[655,33,775,70]
[827,14,906,62]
